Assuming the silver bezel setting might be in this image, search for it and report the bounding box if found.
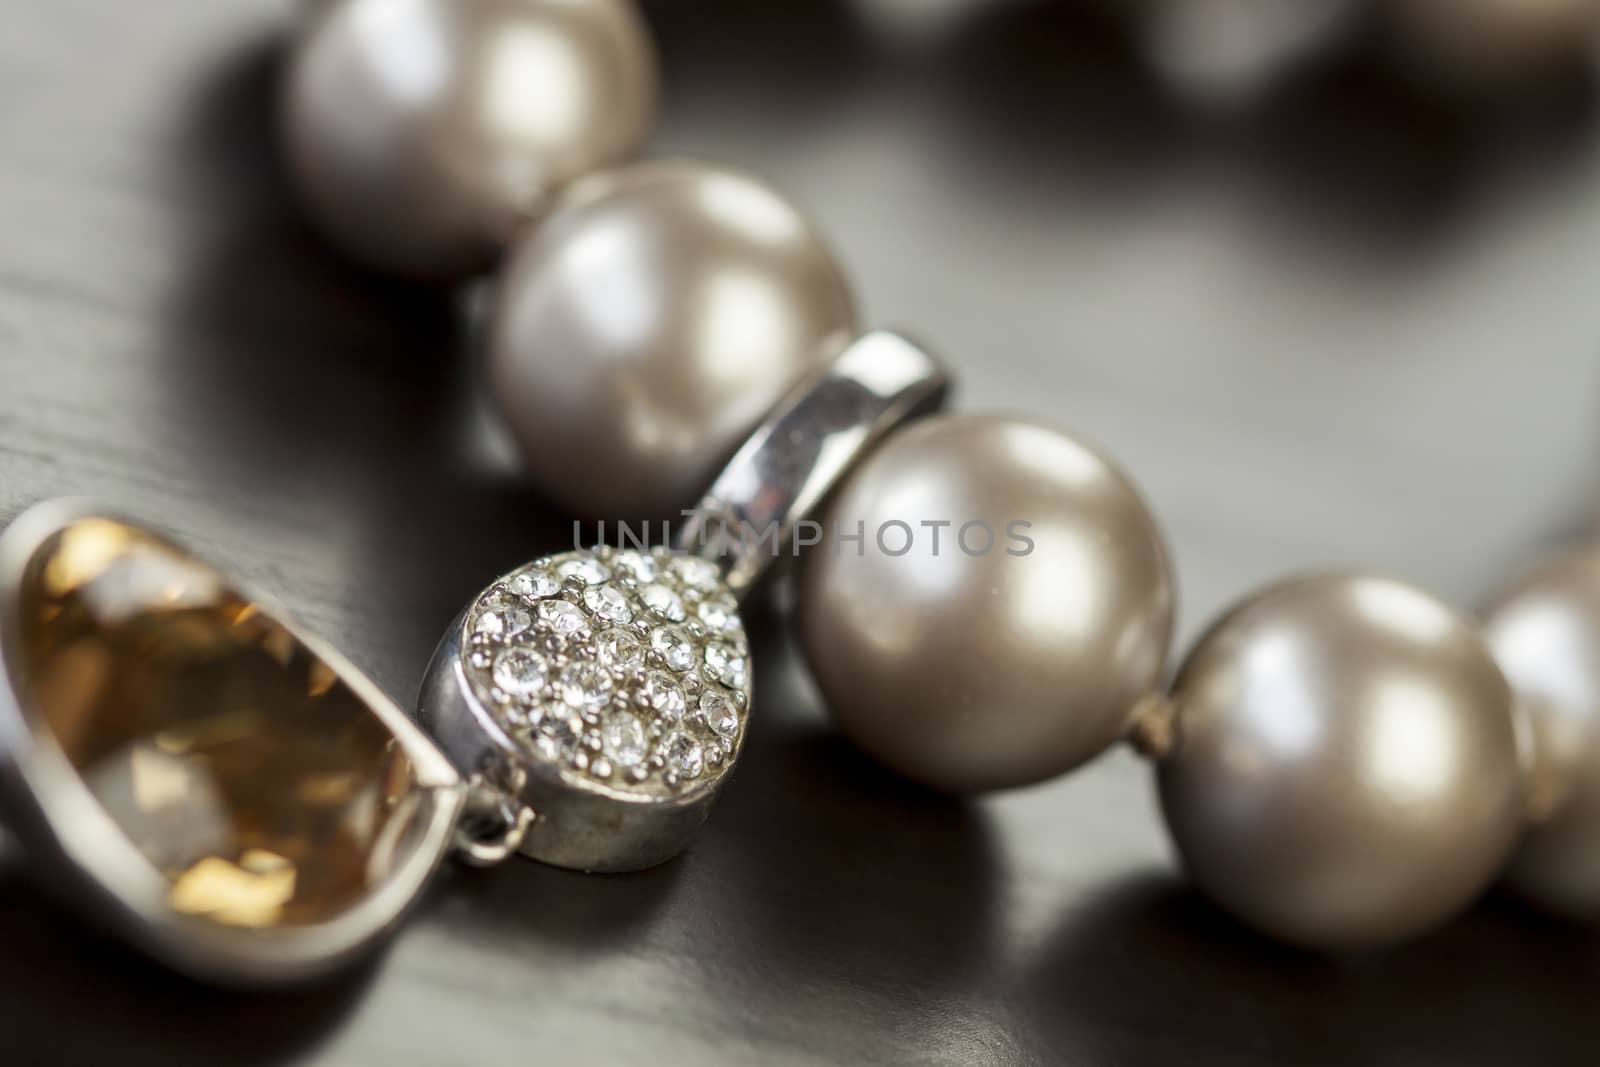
[0,499,464,987]
[417,545,752,873]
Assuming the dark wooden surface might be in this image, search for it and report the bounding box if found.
[4,2,1600,1064]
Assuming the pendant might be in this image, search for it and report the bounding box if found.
[419,546,749,872]
[416,330,948,871]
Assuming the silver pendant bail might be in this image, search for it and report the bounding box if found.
[676,329,950,599]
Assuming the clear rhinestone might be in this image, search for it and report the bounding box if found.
[612,550,658,583]
[474,601,532,637]
[537,598,586,635]
[557,661,614,709]
[639,583,687,622]
[643,670,687,723]
[668,559,720,591]
[583,584,635,625]
[701,689,739,738]
[705,641,747,688]
[557,556,611,585]
[601,713,649,768]
[463,547,756,795]
[672,555,721,593]
[664,732,704,779]
[491,647,547,703]
[697,593,739,634]
[595,627,644,669]
[650,625,694,671]
[508,570,560,598]
[535,709,582,760]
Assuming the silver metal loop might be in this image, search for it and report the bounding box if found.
[450,775,537,868]
[675,330,951,599]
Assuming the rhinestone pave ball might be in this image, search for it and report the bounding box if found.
[462,547,751,795]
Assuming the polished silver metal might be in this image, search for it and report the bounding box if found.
[452,772,538,868]
[676,329,950,597]
[418,329,947,872]
[0,499,465,987]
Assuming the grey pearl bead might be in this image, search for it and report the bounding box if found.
[1482,546,1600,922]
[1159,574,1526,950]
[281,0,656,279]
[487,160,858,523]
[795,414,1174,793]
[1383,0,1600,84]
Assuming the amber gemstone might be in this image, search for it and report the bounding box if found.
[14,518,436,929]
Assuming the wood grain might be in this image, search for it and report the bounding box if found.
[2,2,1600,1064]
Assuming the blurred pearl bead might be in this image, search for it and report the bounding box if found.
[1383,0,1600,84]
[281,0,656,279]
[1159,574,1525,950]
[1483,547,1600,922]
[487,161,857,522]
[1138,0,1357,109]
[796,414,1174,793]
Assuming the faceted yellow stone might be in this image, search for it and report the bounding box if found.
[15,518,436,929]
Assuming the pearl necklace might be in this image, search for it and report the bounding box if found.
[0,0,1596,986]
